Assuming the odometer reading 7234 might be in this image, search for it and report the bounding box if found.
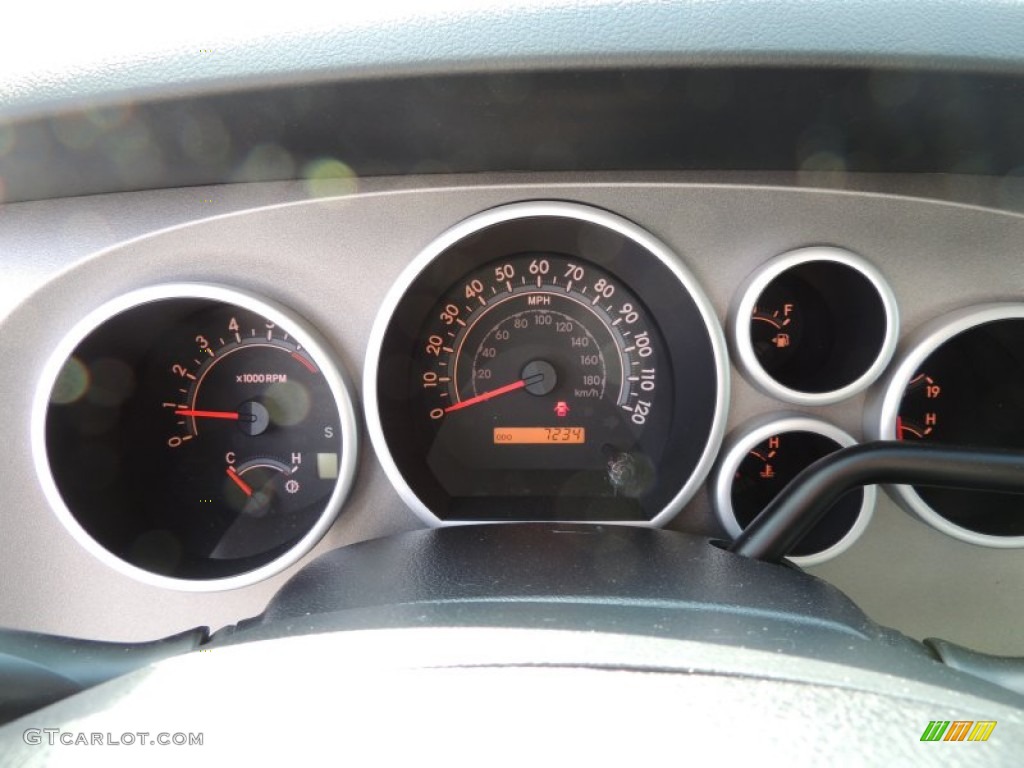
[368,202,727,524]
[414,253,664,502]
[494,427,586,444]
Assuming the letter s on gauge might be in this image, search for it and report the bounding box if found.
[365,202,729,525]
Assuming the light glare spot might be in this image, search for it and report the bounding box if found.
[265,381,311,427]
[303,158,358,197]
[86,358,136,407]
[233,143,296,182]
[51,357,90,405]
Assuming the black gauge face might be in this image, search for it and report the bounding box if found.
[44,294,349,582]
[894,318,1024,537]
[742,255,892,397]
[373,207,724,523]
[418,254,668,503]
[730,431,862,558]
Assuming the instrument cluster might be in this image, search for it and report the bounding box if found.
[31,199,1024,590]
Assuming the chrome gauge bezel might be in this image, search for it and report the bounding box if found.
[711,414,874,566]
[867,302,1024,548]
[31,283,360,592]
[730,247,900,406]
[364,201,730,527]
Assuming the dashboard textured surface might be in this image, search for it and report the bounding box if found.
[7,1,1024,120]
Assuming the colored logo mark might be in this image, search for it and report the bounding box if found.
[920,720,996,742]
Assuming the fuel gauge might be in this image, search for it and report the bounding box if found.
[712,415,874,565]
[750,296,802,368]
[732,247,898,405]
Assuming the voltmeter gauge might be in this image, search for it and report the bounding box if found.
[711,416,874,565]
[895,374,943,440]
[871,304,1024,546]
[34,284,358,590]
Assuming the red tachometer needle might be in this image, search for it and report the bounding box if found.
[444,379,527,414]
[176,409,241,421]
[226,467,253,497]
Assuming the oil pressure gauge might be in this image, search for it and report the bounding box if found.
[34,284,358,590]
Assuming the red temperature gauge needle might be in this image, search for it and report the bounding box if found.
[226,467,253,497]
[176,409,241,421]
[444,379,527,414]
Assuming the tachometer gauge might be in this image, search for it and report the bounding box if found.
[34,285,358,589]
[367,202,728,525]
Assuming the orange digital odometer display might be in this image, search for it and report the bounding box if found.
[493,427,585,444]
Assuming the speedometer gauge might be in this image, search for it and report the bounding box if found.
[367,202,728,524]
[419,254,665,501]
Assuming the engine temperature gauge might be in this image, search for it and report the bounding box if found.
[711,416,874,565]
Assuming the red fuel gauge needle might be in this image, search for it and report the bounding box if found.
[444,379,527,414]
[176,409,241,421]
[226,466,253,497]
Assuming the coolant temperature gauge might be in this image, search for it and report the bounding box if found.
[712,416,874,565]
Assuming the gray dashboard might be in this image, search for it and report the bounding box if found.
[3,172,1024,653]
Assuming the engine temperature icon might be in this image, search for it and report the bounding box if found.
[749,435,780,479]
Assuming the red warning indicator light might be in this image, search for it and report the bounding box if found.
[554,401,570,417]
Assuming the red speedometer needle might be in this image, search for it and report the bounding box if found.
[226,467,253,497]
[444,379,527,414]
[176,409,241,421]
